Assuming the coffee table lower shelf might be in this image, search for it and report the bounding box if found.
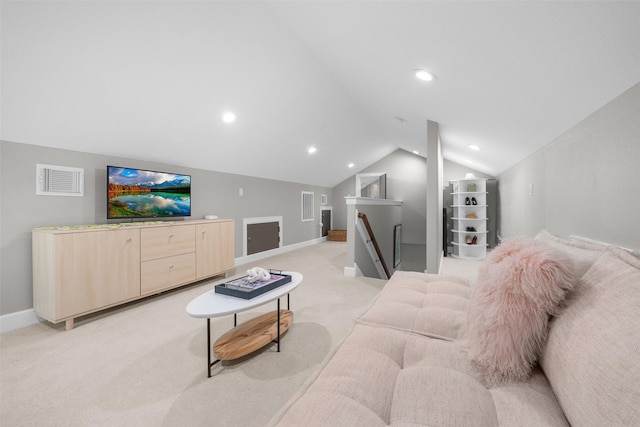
[206,301,293,377]
[214,309,293,360]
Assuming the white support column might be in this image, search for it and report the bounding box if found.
[426,120,443,273]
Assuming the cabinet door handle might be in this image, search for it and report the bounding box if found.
[126,238,132,242]
[169,233,174,238]
[169,264,174,269]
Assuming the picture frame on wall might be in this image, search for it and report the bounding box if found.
[393,224,402,268]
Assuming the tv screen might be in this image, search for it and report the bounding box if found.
[107,166,191,219]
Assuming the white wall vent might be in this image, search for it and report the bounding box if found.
[301,191,314,222]
[36,164,84,197]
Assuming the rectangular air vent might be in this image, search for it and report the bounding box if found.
[301,191,314,222]
[36,164,84,197]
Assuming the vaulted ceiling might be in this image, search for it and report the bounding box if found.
[2,1,639,188]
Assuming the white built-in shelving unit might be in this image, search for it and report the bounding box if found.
[451,177,488,260]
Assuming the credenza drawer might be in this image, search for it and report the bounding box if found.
[141,253,196,295]
[141,225,195,261]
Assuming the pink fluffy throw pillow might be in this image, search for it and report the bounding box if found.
[466,238,577,385]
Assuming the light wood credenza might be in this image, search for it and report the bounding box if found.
[32,219,234,330]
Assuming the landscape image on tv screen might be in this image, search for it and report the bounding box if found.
[107,166,191,219]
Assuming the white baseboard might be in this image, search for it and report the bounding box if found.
[235,236,325,267]
[0,309,42,334]
[1,237,328,334]
[343,262,362,278]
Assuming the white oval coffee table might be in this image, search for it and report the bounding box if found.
[187,271,303,377]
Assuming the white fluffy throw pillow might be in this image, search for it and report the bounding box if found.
[466,238,577,385]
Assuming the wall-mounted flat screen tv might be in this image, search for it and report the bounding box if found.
[107,166,191,219]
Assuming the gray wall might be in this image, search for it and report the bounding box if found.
[498,82,640,250]
[333,149,494,250]
[443,160,495,185]
[332,149,427,245]
[0,140,331,315]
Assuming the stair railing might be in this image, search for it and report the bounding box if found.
[356,212,390,279]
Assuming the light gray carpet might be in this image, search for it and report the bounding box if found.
[0,241,479,426]
[1,242,389,427]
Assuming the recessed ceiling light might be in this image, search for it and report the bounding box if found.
[412,150,420,155]
[348,163,355,168]
[415,69,437,82]
[468,144,481,151]
[221,112,236,123]
[308,146,317,154]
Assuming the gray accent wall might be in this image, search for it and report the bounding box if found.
[333,149,495,248]
[498,82,640,250]
[332,149,427,245]
[0,140,331,315]
[443,160,495,184]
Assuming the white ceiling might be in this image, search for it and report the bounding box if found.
[2,1,640,188]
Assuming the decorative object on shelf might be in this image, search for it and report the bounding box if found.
[467,183,477,192]
[465,197,471,205]
[466,213,478,219]
[246,267,270,282]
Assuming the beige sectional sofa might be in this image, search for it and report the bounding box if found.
[269,231,640,426]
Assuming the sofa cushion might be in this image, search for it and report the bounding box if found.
[535,229,606,278]
[271,324,569,426]
[466,238,577,385]
[358,271,471,340]
[489,367,570,426]
[540,246,640,426]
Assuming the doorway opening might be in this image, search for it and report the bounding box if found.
[321,208,332,237]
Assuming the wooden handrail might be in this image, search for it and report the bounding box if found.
[357,212,390,279]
